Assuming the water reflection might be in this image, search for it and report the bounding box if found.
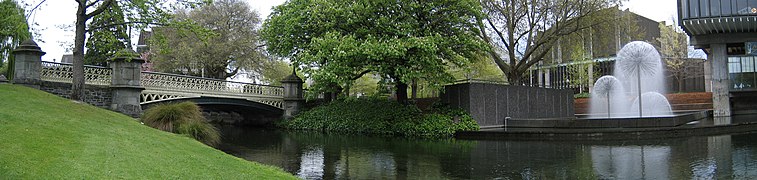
[218,126,757,179]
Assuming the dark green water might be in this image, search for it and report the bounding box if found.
[218,125,757,179]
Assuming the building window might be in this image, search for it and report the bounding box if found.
[721,0,732,16]
[736,0,750,14]
[690,0,700,18]
[712,0,721,16]
[701,0,710,17]
[729,56,757,90]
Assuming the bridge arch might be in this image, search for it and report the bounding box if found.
[141,97,284,126]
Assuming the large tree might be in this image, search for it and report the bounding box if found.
[657,22,702,92]
[262,0,487,103]
[69,0,204,100]
[149,0,265,79]
[84,2,129,66]
[479,0,615,85]
[0,0,31,77]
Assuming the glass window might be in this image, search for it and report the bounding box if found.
[683,0,690,18]
[691,0,700,18]
[737,0,749,14]
[742,56,755,72]
[721,0,732,16]
[701,0,710,17]
[729,57,741,73]
[712,0,721,16]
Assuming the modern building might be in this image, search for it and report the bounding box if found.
[529,8,704,94]
[678,0,757,116]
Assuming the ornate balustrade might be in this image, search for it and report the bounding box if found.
[140,72,283,97]
[40,61,112,86]
[39,61,284,109]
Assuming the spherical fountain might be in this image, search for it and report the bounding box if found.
[589,41,673,118]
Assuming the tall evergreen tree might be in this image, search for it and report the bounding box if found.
[85,3,129,67]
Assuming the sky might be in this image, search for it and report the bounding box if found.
[20,0,677,63]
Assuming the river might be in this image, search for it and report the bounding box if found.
[217,123,757,179]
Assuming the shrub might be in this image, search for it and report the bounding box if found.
[0,62,8,78]
[277,97,479,137]
[574,92,591,99]
[178,119,221,146]
[142,102,220,146]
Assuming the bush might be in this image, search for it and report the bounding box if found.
[277,98,479,137]
[574,92,591,99]
[0,62,8,78]
[142,102,220,146]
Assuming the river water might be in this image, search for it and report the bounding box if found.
[218,125,757,179]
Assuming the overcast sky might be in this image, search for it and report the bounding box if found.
[21,0,677,63]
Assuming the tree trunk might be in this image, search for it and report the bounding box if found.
[395,80,408,104]
[72,4,88,101]
[678,77,684,93]
[411,79,417,99]
[507,71,523,86]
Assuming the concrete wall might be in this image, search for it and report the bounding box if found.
[442,82,574,126]
[39,81,112,109]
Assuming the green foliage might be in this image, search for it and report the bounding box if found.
[349,73,380,96]
[262,0,488,101]
[260,60,293,86]
[178,119,221,146]
[574,92,591,99]
[142,102,220,146]
[0,61,7,77]
[449,53,505,82]
[0,84,294,179]
[149,0,265,79]
[85,2,130,66]
[278,98,479,137]
[0,0,30,67]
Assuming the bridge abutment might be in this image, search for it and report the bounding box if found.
[109,50,145,117]
[281,70,304,119]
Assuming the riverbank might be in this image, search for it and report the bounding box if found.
[0,84,295,179]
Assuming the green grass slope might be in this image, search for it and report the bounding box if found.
[0,84,295,179]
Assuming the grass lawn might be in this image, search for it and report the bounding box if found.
[0,84,295,179]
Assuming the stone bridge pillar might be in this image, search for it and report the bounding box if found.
[11,39,45,88]
[281,70,304,119]
[109,49,145,117]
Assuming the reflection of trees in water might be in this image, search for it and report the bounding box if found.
[218,126,757,179]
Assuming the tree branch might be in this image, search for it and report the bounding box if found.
[85,0,113,18]
[87,21,169,32]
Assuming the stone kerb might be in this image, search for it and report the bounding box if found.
[281,70,304,119]
[109,49,145,117]
[11,39,46,88]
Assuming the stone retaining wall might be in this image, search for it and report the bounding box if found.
[39,81,112,109]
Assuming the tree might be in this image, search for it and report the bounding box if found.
[0,0,31,78]
[69,0,205,100]
[566,45,599,93]
[262,0,487,103]
[260,59,293,86]
[478,0,615,85]
[657,23,702,92]
[84,2,129,66]
[149,0,265,79]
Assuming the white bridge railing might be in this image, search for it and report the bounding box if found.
[41,61,112,86]
[39,61,284,109]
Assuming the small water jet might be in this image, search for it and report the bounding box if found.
[589,41,672,118]
[590,76,628,118]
